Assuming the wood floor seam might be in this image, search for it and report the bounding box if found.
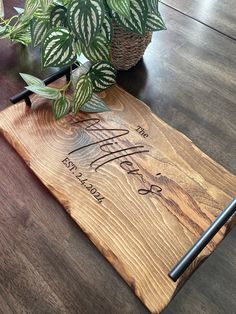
[160,2,236,42]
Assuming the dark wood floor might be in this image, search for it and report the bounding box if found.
[0,1,235,313]
[162,0,236,40]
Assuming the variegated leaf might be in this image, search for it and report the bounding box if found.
[53,96,71,119]
[11,33,31,45]
[82,34,111,62]
[42,27,77,67]
[9,9,32,40]
[73,74,93,113]
[34,8,50,20]
[33,0,51,20]
[147,0,159,13]
[89,61,116,92]
[100,14,113,43]
[113,0,148,36]
[50,5,67,28]
[146,10,166,31]
[31,18,49,47]
[26,85,61,99]
[74,41,82,56]
[71,61,92,89]
[25,0,40,16]
[20,73,45,86]
[40,0,51,8]
[9,24,32,45]
[53,0,70,5]
[68,0,104,47]
[81,94,111,112]
[106,0,130,18]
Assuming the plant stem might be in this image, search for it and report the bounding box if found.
[7,15,18,25]
[60,80,72,97]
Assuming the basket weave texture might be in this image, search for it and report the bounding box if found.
[111,24,152,70]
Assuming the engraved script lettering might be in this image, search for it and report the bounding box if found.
[69,118,149,172]
[68,118,162,198]
[138,173,162,196]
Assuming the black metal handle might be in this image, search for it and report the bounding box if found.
[169,197,236,282]
[10,63,78,106]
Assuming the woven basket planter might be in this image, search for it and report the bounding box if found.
[111,23,152,70]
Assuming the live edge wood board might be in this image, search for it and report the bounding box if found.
[0,85,235,313]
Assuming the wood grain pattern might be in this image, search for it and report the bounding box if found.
[0,2,236,313]
[0,85,235,313]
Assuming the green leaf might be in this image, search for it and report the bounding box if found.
[25,85,61,99]
[100,14,113,43]
[34,9,50,21]
[89,61,116,92]
[74,41,82,56]
[31,18,49,47]
[146,11,166,32]
[9,12,32,41]
[73,74,93,113]
[53,96,71,119]
[10,28,32,45]
[82,34,111,62]
[68,0,105,47]
[113,0,148,36]
[20,73,45,86]
[71,61,92,89]
[42,27,77,67]
[147,0,159,13]
[34,0,51,20]
[39,0,51,9]
[50,5,67,28]
[81,94,111,113]
[107,0,130,18]
[25,0,40,16]
[0,0,4,18]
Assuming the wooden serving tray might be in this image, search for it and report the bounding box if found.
[0,86,235,313]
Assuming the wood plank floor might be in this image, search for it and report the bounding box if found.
[162,0,236,40]
[0,1,236,313]
[118,4,236,176]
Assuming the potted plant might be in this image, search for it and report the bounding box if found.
[0,0,166,119]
